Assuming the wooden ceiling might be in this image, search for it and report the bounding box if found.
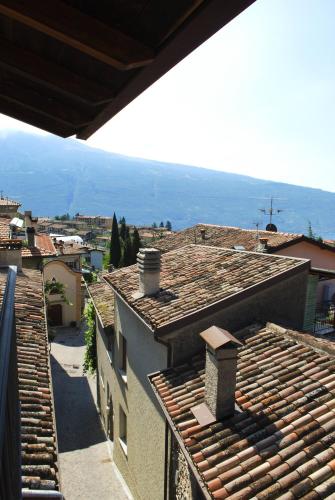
[0,0,255,139]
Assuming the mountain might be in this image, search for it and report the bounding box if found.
[0,131,334,237]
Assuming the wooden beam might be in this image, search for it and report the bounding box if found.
[0,0,154,70]
[0,38,113,105]
[0,97,75,137]
[0,80,94,127]
[78,0,256,139]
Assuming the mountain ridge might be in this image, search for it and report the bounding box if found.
[0,131,334,237]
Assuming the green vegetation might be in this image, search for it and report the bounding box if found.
[44,279,70,305]
[83,301,97,374]
[110,212,121,268]
[152,220,172,231]
[54,213,71,221]
[105,214,142,269]
[307,221,323,243]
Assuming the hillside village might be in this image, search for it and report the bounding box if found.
[1,190,335,499]
[1,2,335,500]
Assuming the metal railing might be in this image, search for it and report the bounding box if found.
[0,266,21,500]
[314,300,335,335]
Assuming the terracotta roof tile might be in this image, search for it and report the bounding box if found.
[0,216,10,238]
[104,245,308,332]
[21,234,57,258]
[149,323,335,500]
[88,281,114,329]
[0,268,58,491]
[153,224,304,254]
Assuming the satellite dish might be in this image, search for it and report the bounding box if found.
[266,223,277,232]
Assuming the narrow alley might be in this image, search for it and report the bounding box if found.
[50,326,131,500]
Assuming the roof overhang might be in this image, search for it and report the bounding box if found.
[0,0,256,139]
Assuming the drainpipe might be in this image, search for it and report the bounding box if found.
[154,333,171,500]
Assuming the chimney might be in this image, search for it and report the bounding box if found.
[200,228,206,240]
[24,210,32,227]
[26,227,35,248]
[258,237,269,252]
[200,326,243,420]
[137,248,161,296]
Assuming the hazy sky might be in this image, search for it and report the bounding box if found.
[1,0,335,192]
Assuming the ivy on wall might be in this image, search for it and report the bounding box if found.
[83,301,97,374]
[44,279,71,305]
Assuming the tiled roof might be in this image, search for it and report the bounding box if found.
[88,281,114,329]
[57,243,88,255]
[0,216,10,238]
[104,245,308,332]
[153,224,304,254]
[0,268,58,491]
[150,323,335,500]
[21,234,57,258]
[0,197,20,207]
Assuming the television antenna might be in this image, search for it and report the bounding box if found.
[258,196,284,231]
[252,221,261,240]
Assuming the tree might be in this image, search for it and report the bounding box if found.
[307,221,323,242]
[110,213,121,268]
[119,218,127,240]
[152,222,157,228]
[165,220,172,231]
[159,221,164,228]
[131,227,141,264]
[123,235,133,266]
[307,221,316,240]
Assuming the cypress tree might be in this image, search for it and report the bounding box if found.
[123,235,132,266]
[131,227,141,264]
[120,218,127,241]
[110,213,121,268]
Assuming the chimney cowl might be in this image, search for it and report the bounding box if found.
[200,326,243,420]
[136,248,160,296]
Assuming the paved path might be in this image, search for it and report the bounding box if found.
[50,326,131,500]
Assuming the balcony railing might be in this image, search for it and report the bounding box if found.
[314,300,335,335]
[0,266,21,500]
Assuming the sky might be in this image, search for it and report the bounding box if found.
[1,0,335,192]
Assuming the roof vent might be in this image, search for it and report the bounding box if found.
[137,248,161,296]
[200,326,242,420]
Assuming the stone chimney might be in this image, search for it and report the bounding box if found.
[24,210,32,227]
[200,228,206,240]
[137,248,160,296]
[26,227,35,248]
[200,326,243,419]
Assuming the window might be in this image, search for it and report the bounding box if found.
[118,332,127,381]
[119,406,127,455]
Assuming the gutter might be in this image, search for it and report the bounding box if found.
[22,490,64,499]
